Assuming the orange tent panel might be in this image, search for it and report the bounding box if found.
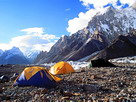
[49,61,75,75]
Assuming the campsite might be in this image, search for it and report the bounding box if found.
[1,0,136,101]
[0,61,136,101]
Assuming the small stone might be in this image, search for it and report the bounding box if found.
[0,88,3,93]
[34,94,39,99]
[82,84,100,93]
[90,75,95,79]
[119,89,128,94]
[60,96,70,100]
[2,95,11,100]
[40,89,48,94]
[80,69,85,72]
[92,96,97,100]
[132,99,136,102]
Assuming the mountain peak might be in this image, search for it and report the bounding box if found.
[87,7,136,43]
[10,46,20,51]
[33,6,136,63]
[0,47,30,64]
[6,47,24,56]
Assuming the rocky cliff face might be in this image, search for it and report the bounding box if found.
[33,51,47,64]
[35,30,108,63]
[35,7,136,64]
[90,31,136,60]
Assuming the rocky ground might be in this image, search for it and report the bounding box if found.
[0,63,136,102]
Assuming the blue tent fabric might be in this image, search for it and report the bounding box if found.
[14,67,57,88]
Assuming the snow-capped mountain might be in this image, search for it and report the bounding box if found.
[5,47,24,57]
[87,7,136,43]
[34,6,136,64]
[0,47,30,64]
[0,49,3,56]
[24,50,40,63]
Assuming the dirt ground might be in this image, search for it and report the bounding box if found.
[0,63,136,102]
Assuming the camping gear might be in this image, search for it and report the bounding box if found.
[91,59,116,67]
[10,73,19,81]
[14,66,61,88]
[0,75,9,83]
[49,61,75,75]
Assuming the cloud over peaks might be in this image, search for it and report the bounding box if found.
[0,44,13,51]
[67,9,100,34]
[0,27,59,53]
[80,0,136,8]
[21,27,44,35]
[67,0,136,34]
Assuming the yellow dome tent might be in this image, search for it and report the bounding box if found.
[49,61,75,75]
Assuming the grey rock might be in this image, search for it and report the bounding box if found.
[82,84,101,93]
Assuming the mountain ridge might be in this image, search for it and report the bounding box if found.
[0,47,30,64]
[89,32,136,60]
[34,7,136,64]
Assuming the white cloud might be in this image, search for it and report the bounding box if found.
[32,43,55,51]
[132,1,136,8]
[0,44,13,51]
[67,0,136,34]
[21,27,44,35]
[80,0,136,8]
[65,8,71,11]
[67,9,99,34]
[118,0,136,7]
[0,27,59,53]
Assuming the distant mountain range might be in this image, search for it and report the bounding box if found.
[1,6,136,64]
[0,47,40,64]
[34,6,136,64]
[0,47,30,64]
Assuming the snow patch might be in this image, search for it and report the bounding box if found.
[111,56,136,63]
[24,50,40,62]
[43,61,90,70]
[68,61,90,70]
[100,23,109,33]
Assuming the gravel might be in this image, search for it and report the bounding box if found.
[0,63,136,101]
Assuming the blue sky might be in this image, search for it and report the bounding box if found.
[0,0,135,52]
[0,0,86,43]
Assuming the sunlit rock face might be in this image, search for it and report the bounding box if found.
[35,7,136,63]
